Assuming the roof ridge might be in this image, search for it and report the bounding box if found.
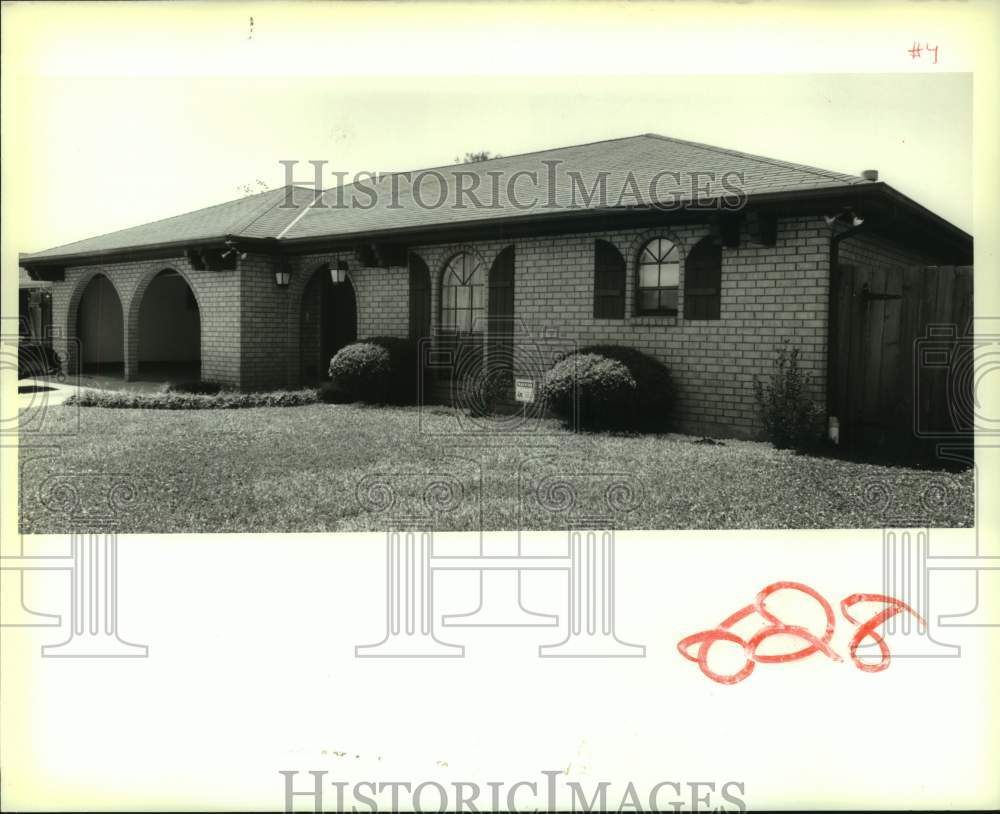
[302,131,866,209]
[366,132,653,178]
[641,133,866,184]
[229,184,311,235]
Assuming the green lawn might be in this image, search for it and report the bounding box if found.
[19,403,974,532]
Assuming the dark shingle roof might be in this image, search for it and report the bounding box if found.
[22,133,879,262]
[23,185,317,261]
[284,133,873,241]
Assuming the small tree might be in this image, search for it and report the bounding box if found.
[456,151,501,164]
[752,342,824,451]
[237,179,269,196]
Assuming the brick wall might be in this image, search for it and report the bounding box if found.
[49,256,242,387]
[49,250,414,391]
[240,253,292,389]
[282,254,410,386]
[412,216,832,438]
[46,216,840,436]
[836,227,938,269]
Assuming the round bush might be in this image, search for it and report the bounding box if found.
[541,345,674,431]
[328,337,417,404]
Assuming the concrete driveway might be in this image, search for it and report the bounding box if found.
[17,377,78,409]
[17,367,187,410]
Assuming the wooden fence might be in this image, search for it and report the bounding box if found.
[829,264,974,450]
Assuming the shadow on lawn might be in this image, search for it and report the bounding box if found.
[800,437,973,473]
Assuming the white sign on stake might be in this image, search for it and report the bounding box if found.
[514,377,535,403]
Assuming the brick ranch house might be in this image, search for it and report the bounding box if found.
[19,134,971,438]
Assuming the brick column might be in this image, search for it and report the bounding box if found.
[123,296,139,381]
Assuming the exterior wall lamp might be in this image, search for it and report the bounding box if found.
[274,262,293,287]
[330,260,349,285]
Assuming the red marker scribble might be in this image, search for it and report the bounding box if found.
[678,581,924,685]
[841,593,927,673]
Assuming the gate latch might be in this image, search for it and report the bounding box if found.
[860,282,902,301]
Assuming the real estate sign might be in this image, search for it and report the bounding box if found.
[514,377,535,403]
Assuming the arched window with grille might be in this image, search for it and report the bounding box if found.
[440,252,485,333]
[636,237,680,315]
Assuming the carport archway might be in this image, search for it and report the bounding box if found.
[136,269,201,380]
[300,263,357,384]
[76,274,124,374]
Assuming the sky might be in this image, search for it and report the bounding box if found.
[0,2,980,262]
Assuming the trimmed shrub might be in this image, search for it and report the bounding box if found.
[541,345,675,431]
[317,381,352,404]
[64,389,318,410]
[328,337,417,404]
[462,367,514,416]
[164,380,223,395]
[753,342,824,451]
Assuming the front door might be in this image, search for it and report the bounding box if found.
[301,267,358,384]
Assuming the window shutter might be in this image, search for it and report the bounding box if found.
[683,237,722,320]
[593,240,626,319]
[408,254,431,340]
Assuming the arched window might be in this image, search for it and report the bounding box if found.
[683,237,722,320]
[440,252,485,332]
[636,237,680,315]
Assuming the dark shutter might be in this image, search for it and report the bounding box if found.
[487,245,515,374]
[408,254,432,341]
[683,237,722,320]
[593,239,626,319]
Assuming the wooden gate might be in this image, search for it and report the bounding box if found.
[829,263,973,448]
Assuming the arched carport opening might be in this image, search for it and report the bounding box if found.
[137,269,201,380]
[76,274,123,374]
[300,263,357,384]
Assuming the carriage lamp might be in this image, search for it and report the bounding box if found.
[330,261,349,285]
[274,262,293,287]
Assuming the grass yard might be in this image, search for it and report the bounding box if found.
[19,402,974,533]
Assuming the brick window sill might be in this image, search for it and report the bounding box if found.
[628,315,678,327]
